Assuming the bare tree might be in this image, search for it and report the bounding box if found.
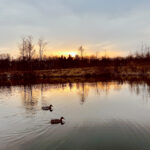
[38,38,47,60]
[19,37,27,60]
[78,46,84,58]
[26,36,35,60]
[19,36,35,60]
[96,51,99,59]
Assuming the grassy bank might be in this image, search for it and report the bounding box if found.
[1,65,150,78]
[0,66,150,86]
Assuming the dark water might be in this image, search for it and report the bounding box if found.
[1,81,150,150]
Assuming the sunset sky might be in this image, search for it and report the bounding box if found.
[0,0,150,57]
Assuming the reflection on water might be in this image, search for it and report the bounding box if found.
[1,81,150,149]
[21,85,38,112]
[19,82,124,107]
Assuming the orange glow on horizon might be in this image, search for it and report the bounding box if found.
[45,50,126,58]
[8,46,127,58]
[98,50,126,58]
[46,50,78,57]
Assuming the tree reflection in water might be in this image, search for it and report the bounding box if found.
[21,85,39,113]
[1,80,150,113]
[128,81,150,103]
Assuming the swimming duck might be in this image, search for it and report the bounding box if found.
[42,105,53,111]
[51,117,65,125]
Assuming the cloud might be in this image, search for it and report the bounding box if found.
[0,0,150,55]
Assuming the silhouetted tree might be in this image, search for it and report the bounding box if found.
[19,37,27,60]
[78,46,84,58]
[38,38,47,60]
[19,36,35,61]
[26,36,35,60]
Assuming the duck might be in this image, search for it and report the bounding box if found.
[51,117,65,125]
[42,105,53,111]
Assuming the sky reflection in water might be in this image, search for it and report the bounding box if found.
[0,81,150,150]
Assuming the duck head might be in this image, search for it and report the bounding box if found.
[60,117,64,120]
[60,117,65,125]
[49,105,53,108]
[49,105,53,111]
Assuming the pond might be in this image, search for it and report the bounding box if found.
[1,81,150,150]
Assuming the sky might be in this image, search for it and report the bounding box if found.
[0,0,150,57]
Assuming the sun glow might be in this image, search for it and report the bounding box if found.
[46,51,78,57]
[67,52,77,57]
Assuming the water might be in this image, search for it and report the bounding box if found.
[1,81,150,150]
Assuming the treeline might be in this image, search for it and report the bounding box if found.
[1,36,150,71]
[1,52,150,72]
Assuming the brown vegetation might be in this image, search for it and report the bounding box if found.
[0,36,150,84]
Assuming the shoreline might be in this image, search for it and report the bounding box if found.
[0,67,150,86]
[1,66,150,77]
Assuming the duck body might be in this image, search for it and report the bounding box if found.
[42,105,53,111]
[51,117,65,125]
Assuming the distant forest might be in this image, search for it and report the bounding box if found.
[0,36,150,71]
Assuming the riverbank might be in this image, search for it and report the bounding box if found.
[1,66,150,78]
[0,66,150,86]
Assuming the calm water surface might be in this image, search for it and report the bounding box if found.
[1,81,150,150]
